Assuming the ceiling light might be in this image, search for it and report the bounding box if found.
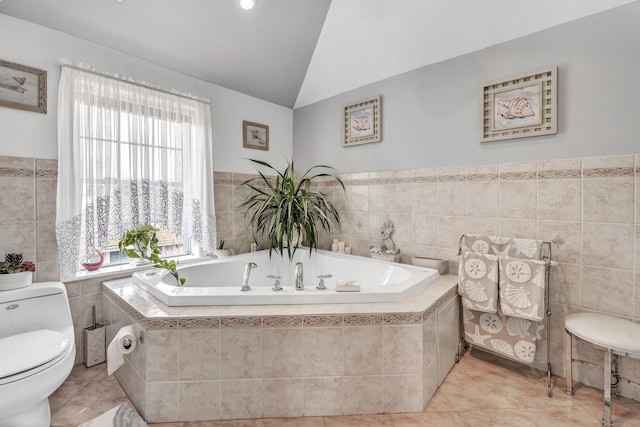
[240,0,255,10]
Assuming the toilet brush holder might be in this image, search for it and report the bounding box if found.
[84,306,106,367]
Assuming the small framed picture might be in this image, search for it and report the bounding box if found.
[343,95,381,147]
[242,120,269,150]
[0,59,47,114]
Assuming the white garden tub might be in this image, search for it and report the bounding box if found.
[131,249,439,306]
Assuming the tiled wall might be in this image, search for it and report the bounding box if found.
[215,154,640,399]
[2,153,639,398]
[0,155,59,282]
[0,155,146,365]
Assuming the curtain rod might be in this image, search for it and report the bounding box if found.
[61,63,211,105]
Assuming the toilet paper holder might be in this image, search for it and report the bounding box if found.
[122,331,144,350]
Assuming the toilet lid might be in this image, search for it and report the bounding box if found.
[0,330,70,379]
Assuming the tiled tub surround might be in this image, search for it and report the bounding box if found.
[101,274,459,423]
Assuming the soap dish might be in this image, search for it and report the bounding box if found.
[336,280,361,292]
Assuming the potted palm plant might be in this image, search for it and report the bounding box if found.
[240,158,345,259]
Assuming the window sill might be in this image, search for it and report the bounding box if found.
[63,254,210,283]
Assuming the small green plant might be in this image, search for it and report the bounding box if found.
[119,225,186,286]
[218,239,225,250]
[0,252,36,274]
[118,224,158,260]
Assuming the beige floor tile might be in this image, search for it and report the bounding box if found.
[50,380,132,426]
[423,389,457,412]
[182,421,254,427]
[65,362,111,382]
[519,406,602,426]
[456,408,537,427]
[323,414,394,426]
[581,401,640,427]
[435,376,519,411]
[255,416,325,426]
[389,411,467,426]
[49,380,89,414]
[50,351,640,427]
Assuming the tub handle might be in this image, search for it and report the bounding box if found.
[267,274,282,292]
[317,274,332,290]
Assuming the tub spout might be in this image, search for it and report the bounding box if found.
[295,262,304,290]
[241,262,257,292]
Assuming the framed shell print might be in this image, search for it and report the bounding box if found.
[480,67,556,142]
[343,96,381,147]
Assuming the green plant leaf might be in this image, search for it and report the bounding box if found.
[118,224,186,286]
[239,158,345,260]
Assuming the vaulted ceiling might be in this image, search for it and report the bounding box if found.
[0,0,635,108]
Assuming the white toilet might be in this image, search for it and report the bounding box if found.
[0,282,76,427]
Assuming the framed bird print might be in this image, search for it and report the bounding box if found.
[243,120,269,150]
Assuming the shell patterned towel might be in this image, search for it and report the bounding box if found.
[499,256,547,322]
[458,250,499,314]
[463,308,542,364]
[461,234,543,260]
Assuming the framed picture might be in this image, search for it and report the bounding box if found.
[0,59,47,114]
[480,67,556,142]
[242,120,269,150]
[343,95,381,147]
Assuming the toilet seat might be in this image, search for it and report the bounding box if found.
[0,330,70,385]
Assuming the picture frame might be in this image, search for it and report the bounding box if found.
[480,67,556,142]
[343,95,381,147]
[242,120,269,150]
[0,59,47,114]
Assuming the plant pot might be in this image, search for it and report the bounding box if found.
[129,258,151,266]
[216,249,231,258]
[0,271,33,291]
[370,253,401,263]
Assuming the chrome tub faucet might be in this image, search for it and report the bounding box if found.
[241,262,257,292]
[295,262,304,290]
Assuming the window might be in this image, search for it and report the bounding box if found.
[56,67,216,279]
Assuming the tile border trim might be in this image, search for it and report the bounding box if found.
[102,285,454,330]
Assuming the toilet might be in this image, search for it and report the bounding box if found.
[0,282,76,427]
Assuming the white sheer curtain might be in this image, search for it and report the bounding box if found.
[56,66,215,280]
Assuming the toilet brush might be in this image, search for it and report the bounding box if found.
[84,305,106,367]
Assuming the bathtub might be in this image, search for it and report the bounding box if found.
[131,249,439,306]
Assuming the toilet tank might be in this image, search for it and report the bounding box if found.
[0,282,74,339]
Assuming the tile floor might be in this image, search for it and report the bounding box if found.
[50,349,640,426]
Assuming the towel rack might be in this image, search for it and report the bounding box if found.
[457,234,554,397]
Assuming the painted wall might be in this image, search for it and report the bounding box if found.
[292,2,640,173]
[0,13,293,173]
